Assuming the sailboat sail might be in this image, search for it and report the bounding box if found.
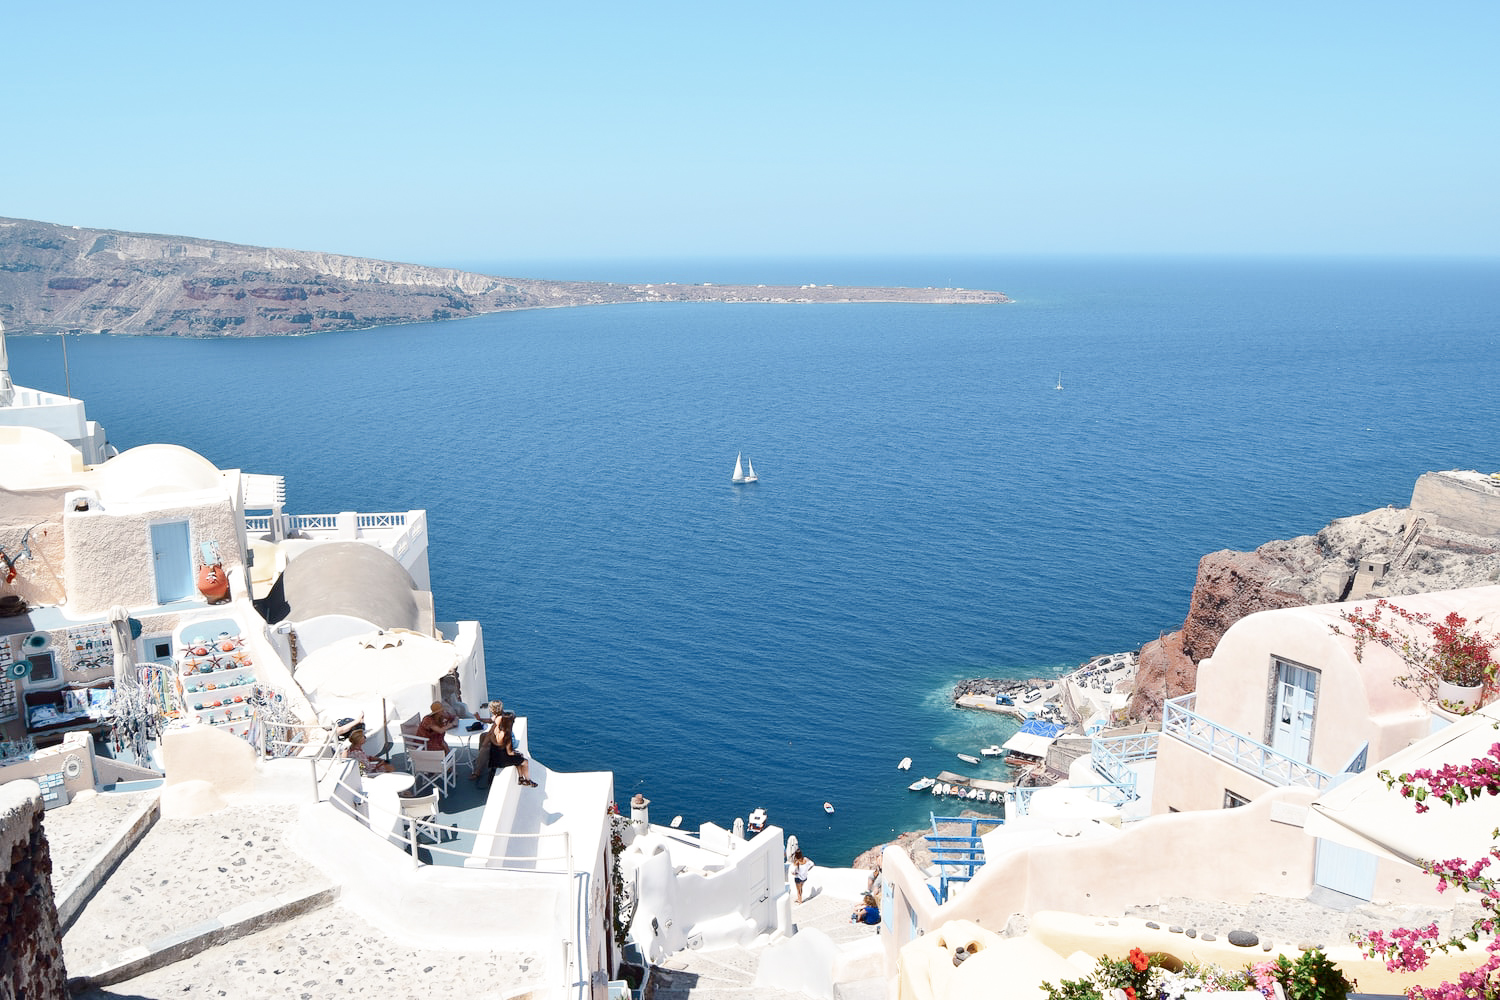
[732,452,758,484]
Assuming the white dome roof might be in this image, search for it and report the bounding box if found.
[95,443,224,502]
[0,425,82,486]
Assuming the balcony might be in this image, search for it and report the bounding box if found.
[1162,694,1334,790]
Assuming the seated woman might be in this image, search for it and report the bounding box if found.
[344,729,393,774]
[470,710,536,788]
[850,893,881,925]
[415,700,457,751]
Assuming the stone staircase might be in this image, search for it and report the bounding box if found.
[648,878,886,1000]
[45,792,337,994]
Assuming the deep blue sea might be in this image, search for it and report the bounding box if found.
[10,255,1499,863]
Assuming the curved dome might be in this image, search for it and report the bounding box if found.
[282,542,421,632]
[0,425,82,485]
[95,444,224,502]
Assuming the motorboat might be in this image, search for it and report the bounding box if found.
[956,753,981,765]
[980,745,1003,756]
[908,776,935,791]
[747,807,767,833]
[670,815,683,828]
[823,801,835,814]
[731,453,759,484]
[897,756,912,770]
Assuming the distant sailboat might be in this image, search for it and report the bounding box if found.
[1055,372,1063,391]
[732,452,759,484]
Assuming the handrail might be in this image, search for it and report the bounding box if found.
[1162,695,1335,790]
[326,771,576,870]
[1089,731,1157,802]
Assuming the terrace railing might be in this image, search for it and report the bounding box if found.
[1162,694,1335,790]
[1088,730,1158,802]
[243,511,426,565]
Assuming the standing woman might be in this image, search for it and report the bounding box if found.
[792,849,814,903]
[472,710,536,788]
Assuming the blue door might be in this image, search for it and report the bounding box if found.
[1271,659,1318,764]
[150,521,193,604]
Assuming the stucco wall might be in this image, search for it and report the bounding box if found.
[63,498,242,615]
[0,779,69,998]
[1190,603,1431,777]
[0,490,67,606]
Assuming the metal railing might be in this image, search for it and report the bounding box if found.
[925,814,993,903]
[1088,730,1159,802]
[1162,694,1335,790]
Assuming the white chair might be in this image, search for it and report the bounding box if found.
[409,746,457,795]
[399,790,442,843]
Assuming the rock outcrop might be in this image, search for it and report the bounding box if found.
[0,216,1007,338]
[1130,473,1500,720]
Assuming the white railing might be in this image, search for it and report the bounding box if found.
[1162,694,1334,790]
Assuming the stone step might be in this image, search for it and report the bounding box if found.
[61,801,331,981]
[66,900,548,999]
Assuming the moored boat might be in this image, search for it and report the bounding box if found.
[956,752,981,765]
[897,756,912,770]
[980,745,1003,756]
[823,801,835,814]
[908,776,935,791]
[747,807,767,833]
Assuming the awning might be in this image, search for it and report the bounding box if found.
[1003,719,1065,759]
[1305,702,1500,866]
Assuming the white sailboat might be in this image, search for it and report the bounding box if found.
[731,452,759,484]
[1055,372,1063,391]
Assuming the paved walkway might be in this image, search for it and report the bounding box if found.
[42,789,154,888]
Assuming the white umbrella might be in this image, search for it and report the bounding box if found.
[1305,702,1500,866]
[294,631,458,747]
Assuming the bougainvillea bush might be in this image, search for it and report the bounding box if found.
[1356,744,1500,1000]
[1332,600,1498,706]
[1040,946,1353,1000]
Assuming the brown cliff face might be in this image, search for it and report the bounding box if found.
[1127,500,1500,721]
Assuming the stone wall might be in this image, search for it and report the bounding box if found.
[0,778,68,1000]
[1410,471,1500,538]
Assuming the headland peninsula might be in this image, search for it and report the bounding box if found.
[0,217,1009,338]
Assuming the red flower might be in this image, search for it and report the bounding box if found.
[1124,988,1137,1000]
[1128,948,1150,972]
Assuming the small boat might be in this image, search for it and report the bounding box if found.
[957,753,981,765]
[980,745,1004,757]
[670,815,683,828]
[747,807,767,834]
[823,801,835,814]
[897,757,912,770]
[1055,372,1063,391]
[908,776,935,791]
[731,453,759,484]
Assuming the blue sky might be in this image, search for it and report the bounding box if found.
[5,2,1496,265]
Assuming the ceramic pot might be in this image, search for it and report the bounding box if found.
[1437,679,1483,713]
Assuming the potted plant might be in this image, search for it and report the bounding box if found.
[1332,600,1498,713]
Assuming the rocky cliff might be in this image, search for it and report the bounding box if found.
[0,217,1007,338]
[1129,472,1500,720]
